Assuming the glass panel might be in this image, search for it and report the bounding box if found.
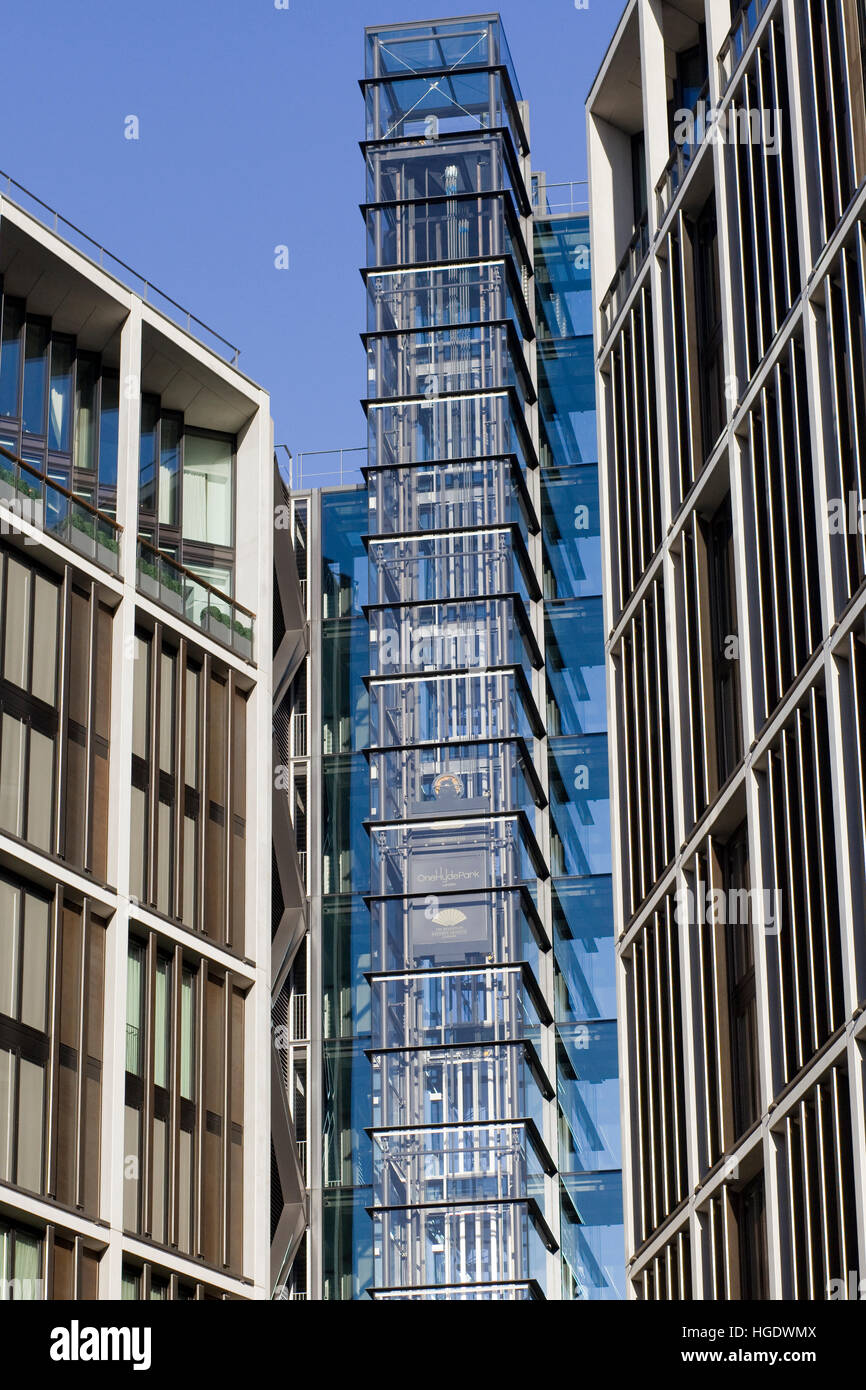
[371,1200,548,1293]
[22,322,49,434]
[557,1020,621,1172]
[31,575,58,705]
[123,1107,141,1231]
[74,356,98,473]
[121,1267,140,1300]
[0,300,23,419]
[129,785,147,904]
[560,1172,624,1301]
[11,1230,41,1298]
[48,339,74,452]
[180,969,194,1100]
[27,729,54,851]
[371,966,541,1049]
[369,670,536,747]
[545,600,606,736]
[0,1049,13,1182]
[158,650,175,774]
[322,490,368,617]
[154,956,171,1089]
[552,877,616,1024]
[541,466,602,601]
[16,1057,44,1190]
[126,944,144,1075]
[20,892,48,1031]
[153,1114,168,1243]
[159,417,180,526]
[138,397,159,513]
[98,375,119,489]
[182,433,233,545]
[0,714,25,837]
[0,877,18,1019]
[184,665,199,788]
[4,556,30,690]
[372,1121,545,1207]
[132,634,149,762]
[548,737,612,878]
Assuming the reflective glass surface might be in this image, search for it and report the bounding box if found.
[371,1201,549,1293]
[552,877,616,1024]
[368,669,538,747]
[369,529,533,606]
[561,1173,624,1301]
[370,966,542,1050]
[546,599,606,735]
[370,816,545,897]
[541,464,602,600]
[367,456,535,540]
[548,736,612,878]
[371,1042,547,1135]
[322,488,368,617]
[557,1020,621,1173]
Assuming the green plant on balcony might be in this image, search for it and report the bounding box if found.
[138,554,184,596]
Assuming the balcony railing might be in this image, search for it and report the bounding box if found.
[0,170,242,366]
[136,537,255,662]
[530,179,589,216]
[292,711,308,758]
[0,443,123,573]
[719,0,772,93]
[656,78,712,224]
[290,448,367,490]
[292,993,308,1040]
[126,1023,141,1075]
[599,213,650,343]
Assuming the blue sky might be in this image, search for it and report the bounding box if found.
[0,0,621,472]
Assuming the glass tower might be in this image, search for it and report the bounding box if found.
[313,13,624,1301]
[362,15,557,1301]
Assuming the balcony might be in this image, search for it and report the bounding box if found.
[655,79,711,225]
[0,443,122,573]
[136,538,255,662]
[718,0,773,94]
[599,213,650,344]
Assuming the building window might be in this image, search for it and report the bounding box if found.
[131,623,246,948]
[692,198,725,460]
[137,397,236,592]
[735,1173,768,1299]
[0,288,119,510]
[707,495,742,787]
[0,1220,42,1299]
[0,878,104,1212]
[123,930,244,1273]
[724,823,759,1137]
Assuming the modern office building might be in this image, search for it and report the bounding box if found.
[588,0,866,1298]
[0,178,288,1299]
[274,13,623,1301]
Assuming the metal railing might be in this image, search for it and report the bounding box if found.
[292,994,308,1040]
[0,170,241,366]
[599,213,651,343]
[656,78,712,224]
[719,0,772,93]
[531,179,589,216]
[125,1024,141,1076]
[136,537,255,662]
[0,443,123,573]
[290,448,367,490]
[296,1140,307,1182]
[292,711,308,758]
